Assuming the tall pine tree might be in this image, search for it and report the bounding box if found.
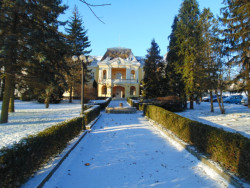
[220,0,250,108]
[142,39,163,98]
[66,6,91,103]
[166,16,186,106]
[0,0,68,122]
[175,0,203,109]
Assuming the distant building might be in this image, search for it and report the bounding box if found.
[87,47,145,99]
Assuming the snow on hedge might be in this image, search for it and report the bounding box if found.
[0,100,81,149]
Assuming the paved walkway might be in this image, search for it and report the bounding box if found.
[43,101,231,188]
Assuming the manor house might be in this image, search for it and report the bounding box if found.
[88,47,145,99]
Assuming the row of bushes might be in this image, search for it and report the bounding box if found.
[144,105,250,182]
[127,96,184,112]
[88,97,111,110]
[0,105,101,187]
[84,105,101,125]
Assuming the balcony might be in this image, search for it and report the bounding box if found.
[99,78,138,85]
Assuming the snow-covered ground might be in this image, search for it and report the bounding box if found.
[176,102,250,139]
[25,101,234,188]
[0,100,81,149]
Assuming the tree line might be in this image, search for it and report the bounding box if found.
[0,1,91,123]
[142,0,249,112]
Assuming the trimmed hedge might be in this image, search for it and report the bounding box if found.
[84,105,100,125]
[0,106,101,187]
[88,97,111,110]
[144,105,250,182]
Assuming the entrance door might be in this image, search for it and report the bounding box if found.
[116,87,122,99]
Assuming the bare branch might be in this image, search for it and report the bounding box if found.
[79,0,111,24]
[80,0,111,7]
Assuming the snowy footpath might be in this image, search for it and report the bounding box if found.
[36,101,232,188]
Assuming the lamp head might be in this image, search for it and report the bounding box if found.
[72,55,78,62]
[79,54,86,62]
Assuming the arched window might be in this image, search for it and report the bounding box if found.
[131,70,135,80]
[103,70,107,79]
[130,86,136,96]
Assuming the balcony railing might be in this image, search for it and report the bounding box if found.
[99,78,138,84]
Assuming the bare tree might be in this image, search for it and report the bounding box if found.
[80,0,111,24]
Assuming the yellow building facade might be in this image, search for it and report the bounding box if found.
[88,47,144,99]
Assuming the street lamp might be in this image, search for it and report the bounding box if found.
[72,54,93,120]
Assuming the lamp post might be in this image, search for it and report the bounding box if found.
[72,54,93,119]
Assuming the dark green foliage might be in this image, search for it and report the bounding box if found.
[66,6,91,56]
[84,106,101,125]
[0,105,101,187]
[0,0,69,121]
[220,0,250,108]
[0,117,84,187]
[154,96,184,112]
[142,39,163,98]
[144,105,250,181]
[89,97,111,110]
[166,16,186,102]
[175,0,204,109]
[65,6,92,102]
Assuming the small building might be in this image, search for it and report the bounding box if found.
[88,47,144,99]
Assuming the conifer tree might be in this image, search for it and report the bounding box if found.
[0,0,68,122]
[166,16,186,105]
[220,0,250,108]
[175,0,203,109]
[142,39,163,98]
[66,6,91,103]
[199,8,217,112]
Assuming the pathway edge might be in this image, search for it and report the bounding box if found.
[37,114,102,188]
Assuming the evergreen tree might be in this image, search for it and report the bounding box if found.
[66,6,91,103]
[0,0,68,122]
[199,8,224,112]
[166,16,186,105]
[220,0,250,108]
[142,39,163,98]
[175,0,203,109]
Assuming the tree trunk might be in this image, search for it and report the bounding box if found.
[45,96,50,108]
[246,62,250,109]
[69,84,73,103]
[190,95,194,109]
[0,74,13,123]
[8,82,15,112]
[215,89,225,114]
[210,91,214,112]
[0,78,5,100]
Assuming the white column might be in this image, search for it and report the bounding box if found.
[108,66,112,79]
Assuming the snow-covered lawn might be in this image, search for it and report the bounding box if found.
[0,100,81,149]
[28,101,233,188]
[176,102,250,139]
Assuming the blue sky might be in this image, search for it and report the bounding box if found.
[60,0,224,56]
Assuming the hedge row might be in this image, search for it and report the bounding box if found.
[88,97,111,110]
[144,105,250,182]
[127,98,151,111]
[0,106,101,188]
[84,105,101,125]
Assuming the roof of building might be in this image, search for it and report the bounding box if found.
[101,47,134,61]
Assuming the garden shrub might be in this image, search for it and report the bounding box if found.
[144,105,250,181]
[0,105,101,187]
[154,96,184,112]
[84,105,101,125]
[88,97,111,110]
